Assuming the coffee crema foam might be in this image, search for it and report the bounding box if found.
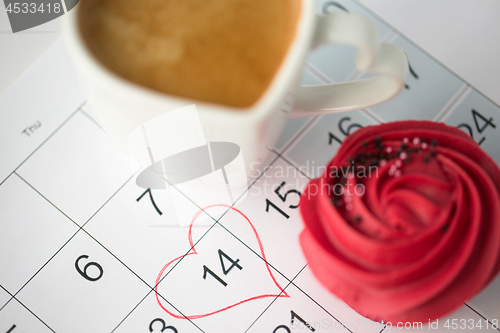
[79,0,301,108]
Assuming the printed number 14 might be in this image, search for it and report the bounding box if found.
[203,250,242,287]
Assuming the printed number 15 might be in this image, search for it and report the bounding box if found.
[265,181,301,219]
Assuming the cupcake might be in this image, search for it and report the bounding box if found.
[299,120,500,323]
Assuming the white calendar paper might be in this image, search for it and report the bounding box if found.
[2,1,500,332]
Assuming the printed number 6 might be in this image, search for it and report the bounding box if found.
[75,255,104,282]
[149,318,178,333]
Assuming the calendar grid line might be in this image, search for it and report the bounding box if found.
[0,171,15,188]
[80,228,154,290]
[204,152,311,282]
[464,303,500,332]
[0,101,81,188]
[154,219,219,287]
[110,289,206,333]
[80,218,213,314]
[78,107,104,131]
[281,116,321,155]
[3,2,500,331]
[0,285,14,312]
[145,168,249,288]
[304,62,333,84]
[382,30,398,44]
[151,219,254,326]
[151,152,293,330]
[433,84,471,123]
[352,0,500,114]
[360,108,385,124]
[161,180,233,225]
[275,152,312,180]
[378,324,388,333]
[77,170,183,284]
[304,25,395,89]
[80,170,141,228]
[289,268,358,333]
[247,150,281,184]
[208,149,283,221]
[243,264,308,333]
[346,69,363,84]
[142,160,283,294]
[14,172,81,229]
[435,85,472,123]
[230,151,281,198]
[6,101,85,183]
[187,150,283,229]
[8,297,56,333]
[5,226,82,300]
[109,291,152,333]
[151,290,205,332]
[5,171,144,327]
[152,217,287,331]
[148,291,207,332]
[279,116,321,156]
[213,218,297,284]
[16,162,211,332]
[458,84,500,120]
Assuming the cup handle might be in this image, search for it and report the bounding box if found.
[291,11,408,117]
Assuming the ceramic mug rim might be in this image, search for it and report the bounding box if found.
[62,1,316,121]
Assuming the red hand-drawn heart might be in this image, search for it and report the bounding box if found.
[155,204,289,319]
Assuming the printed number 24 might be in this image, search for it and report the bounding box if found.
[457,109,496,146]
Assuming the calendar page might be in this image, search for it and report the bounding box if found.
[1,1,500,332]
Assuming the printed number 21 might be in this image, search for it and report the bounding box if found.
[274,311,316,332]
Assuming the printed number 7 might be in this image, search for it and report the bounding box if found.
[265,181,301,219]
[137,188,163,215]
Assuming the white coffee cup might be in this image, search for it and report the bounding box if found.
[62,2,408,184]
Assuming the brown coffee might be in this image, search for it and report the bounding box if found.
[78,0,301,108]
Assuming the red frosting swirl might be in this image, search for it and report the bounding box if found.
[299,121,500,323]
